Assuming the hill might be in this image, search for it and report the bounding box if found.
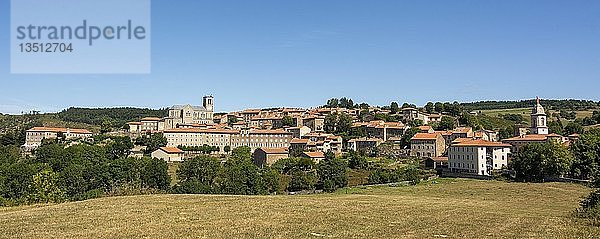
[1,179,597,239]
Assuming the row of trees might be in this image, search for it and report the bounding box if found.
[460,99,600,111]
[0,138,170,206]
[174,148,349,194]
[58,107,168,130]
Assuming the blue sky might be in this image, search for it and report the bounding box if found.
[1,0,599,114]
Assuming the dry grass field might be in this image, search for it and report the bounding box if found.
[0,179,598,239]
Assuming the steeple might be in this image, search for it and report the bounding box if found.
[530,97,548,135]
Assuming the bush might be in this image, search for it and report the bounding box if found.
[576,190,600,226]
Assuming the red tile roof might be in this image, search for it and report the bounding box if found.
[27,127,92,134]
[141,117,161,121]
[164,128,240,134]
[502,134,548,142]
[260,147,289,154]
[159,147,184,154]
[411,133,441,140]
[452,139,511,147]
[303,151,325,158]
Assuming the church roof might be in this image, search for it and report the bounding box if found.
[169,104,208,111]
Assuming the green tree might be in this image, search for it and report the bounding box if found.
[261,167,283,194]
[176,155,222,193]
[231,146,252,161]
[437,116,456,131]
[512,142,574,182]
[272,157,317,192]
[347,151,368,170]
[425,102,434,114]
[499,126,514,140]
[317,153,348,192]
[390,102,399,114]
[324,113,338,133]
[219,158,266,195]
[227,115,239,126]
[282,115,295,127]
[548,121,563,135]
[137,133,167,154]
[105,136,134,159]
[336,113,353,135]
[564,122,584,135]
[434,102,444,113]
[570,129,600,180]
[140,157,171,190]
[27,168,65,204]
[400,127,420,149]
[100,119,113,134]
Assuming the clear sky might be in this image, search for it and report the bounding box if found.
[1,0,599,114]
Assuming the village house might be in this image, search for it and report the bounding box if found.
[302,116,325,132]
[410,132,446,158]
[352,120,406,141]
[252,147,289,167]
[151,147,184,162]
[302,151,326,163]
[347,137,384,152]
[285,126,311,138]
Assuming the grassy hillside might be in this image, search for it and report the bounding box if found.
[1,179,597,239]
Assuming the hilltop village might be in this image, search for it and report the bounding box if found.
[20,96,577,177]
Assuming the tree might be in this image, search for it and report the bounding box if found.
[437,116,456,131]
[227,115,239,126]
[231,146,252,161]
[272,157,317,192]
[219,158,266,195]
[140,157,171,190]
[100,119,113,134]
[548,121,563,135]
[499,126,514,140]
[326,98,339,108]
[324,113,338,133]
[105,136,134,159]
[137,133,167,154]
[317,153,348,192]
[336,113,353,135]
[400,127,420,149]
[27,168,65,204]
[261,167,283,194]
[425,102,434,114]
[282,115,295,127]
[570,129,600,180]
[347,151,368,170]
[176,155,222,193]
[564,122,584,135]
[512,142,573,182]
[390,102,399,114]
[223,146,231,154]
[434,102,444,113]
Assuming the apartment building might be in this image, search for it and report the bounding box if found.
[448,139,511,176]
[163,128,239,153]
